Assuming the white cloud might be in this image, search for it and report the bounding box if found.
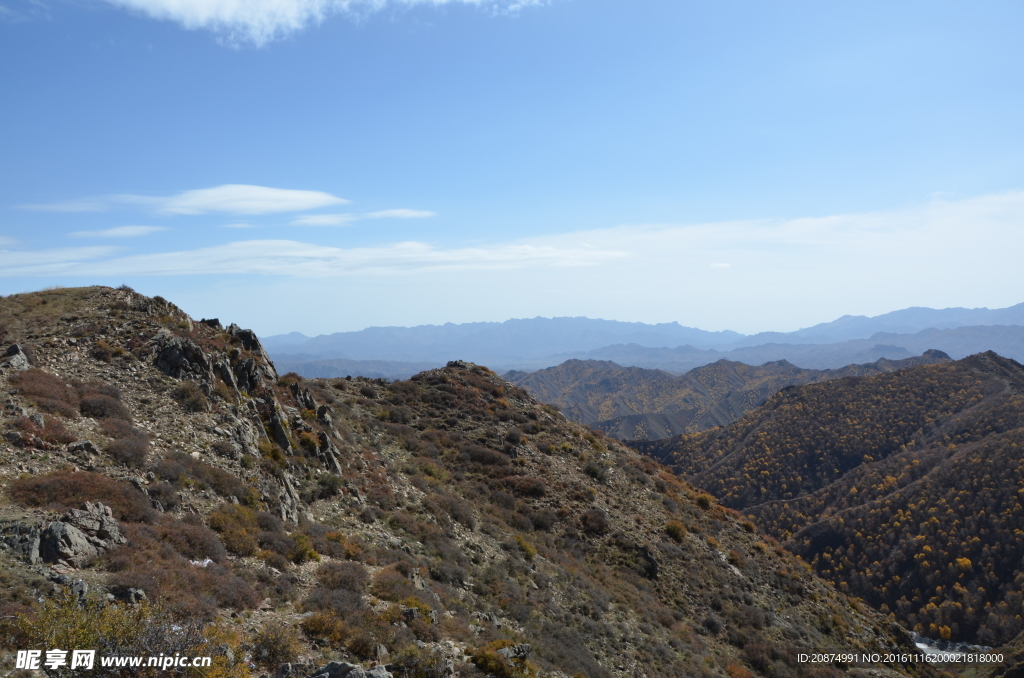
[0,236,17,246]
[21,184,349,216]
[291,209,435,226]
[709,262,730,268]
[159,184,348,215]
[100,0,547,46]
[291,213,357,226]
[70,225,170,238]
[365,209,437,219]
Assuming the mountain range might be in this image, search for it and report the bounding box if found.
[265,303,1024,378]
[505,352,952,440]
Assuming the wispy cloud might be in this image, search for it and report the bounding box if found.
[290,208,435,226]
[0,239,625,278]
[21,184,349,216]
[365,209,436,219]
[222,223,259,229]
[99,0,547,46]
[291,213,357,226]
[0,236,17,247]
[69,225,170,238]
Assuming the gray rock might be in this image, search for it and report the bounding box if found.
[68,440,99,455]
[40,522,98,567]
[496,644,531,661]
[71,579,89,599]
[110,586,147,604]
[63,502,126,546]
[29,413,45,427]
[1,344,31,371]
[291,383,317,411]
[151,329,215,383]
[307,661,360,678]
[3,431,24,446]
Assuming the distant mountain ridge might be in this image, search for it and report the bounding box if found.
[264,303,1024,376]
[506,351,952,440]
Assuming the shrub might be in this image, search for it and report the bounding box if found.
[153,452,253,503]
[580,508,611,536]
[301,611,352,645]
[10,470,155,522]
[695,494,714,510]
[583,462,607,483]
[13,414,75,445]
[665,520,687,543]
[91,339,125,362]
[11,595,208,677]
[470,640,537,678]
[373,568,417,602]
[318,561,369,592]
[173,381,208,413]
[108,436,149,468]
[80,393,131,420]
[461,444,508,466]
[9,369,79,418]
[147,482,181,510]
[251,622,301,668]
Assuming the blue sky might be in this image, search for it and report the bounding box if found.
[2,0,1023,336]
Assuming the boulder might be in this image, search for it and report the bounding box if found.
[67,440,99,455]
[1,344,30,371]
[496,644,532,661]
[40,522,98,567]
[151,329,214,383]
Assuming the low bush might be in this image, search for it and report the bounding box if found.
[13,414,75,445]
[80,394,131,420]
[108,437,149,468]
[580,508,611,536]
[251,622,301,668]
[665,520,687,542]
[317,561,369,591]
[10,470,155,522]
[173,381,208,413]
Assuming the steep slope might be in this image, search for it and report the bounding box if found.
[635,354,1024,646]
[0,287,920,678]
[507,353,950,440]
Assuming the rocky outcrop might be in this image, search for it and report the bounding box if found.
[1,344,30,371]
[228,323,278,387]
[6,502,126,567]
[151,329,215,383]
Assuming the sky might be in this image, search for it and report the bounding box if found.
[2,0,1023,337]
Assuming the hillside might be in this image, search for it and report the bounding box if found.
[634,353,1024,648]
[0,287,921,678]
[506,353,950,440]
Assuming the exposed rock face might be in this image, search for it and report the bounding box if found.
[227,323,278,385]
[152,329,215,383]
[1,344,30,371]
[7,502,126,567]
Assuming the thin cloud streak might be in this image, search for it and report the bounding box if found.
[291,208,435,226]
[0,239,626,278]
[69,226,170,238]
[20,184,349,216]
